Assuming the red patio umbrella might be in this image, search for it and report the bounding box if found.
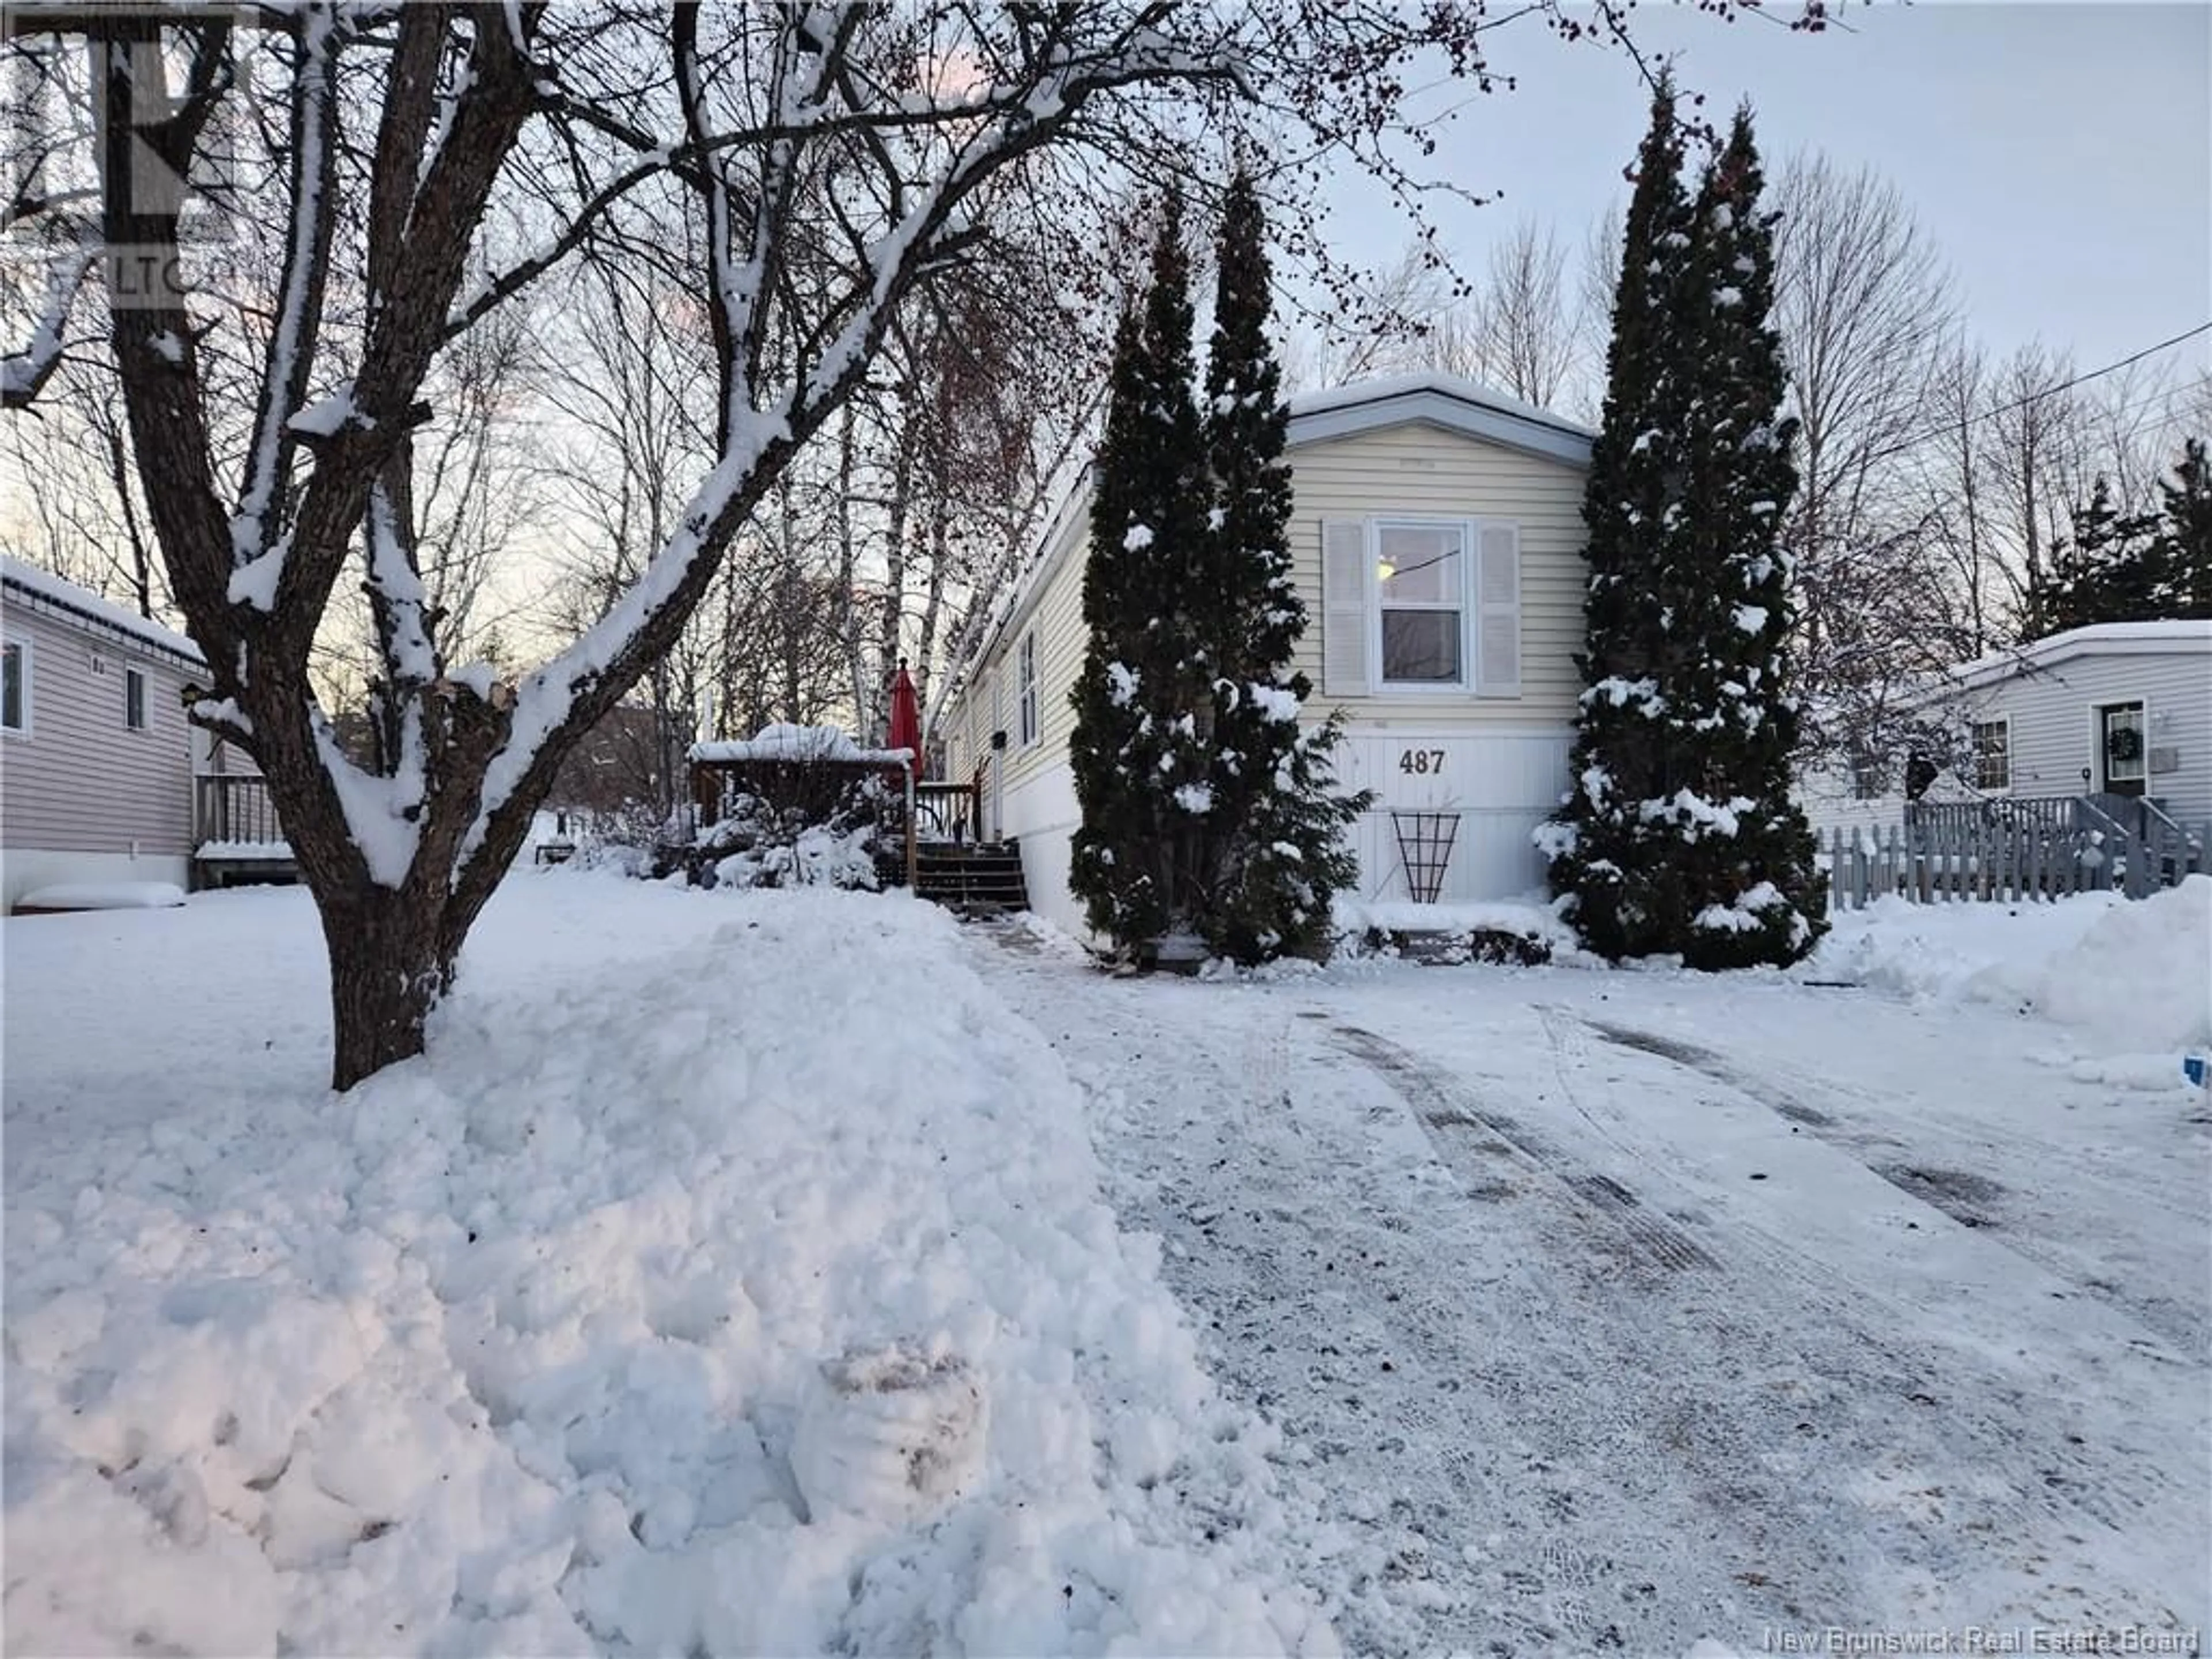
[886,659,923,783]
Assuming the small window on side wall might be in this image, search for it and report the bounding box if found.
[1970,718,2009,791]
[2,639,24,732]
[125,665,148,730]
[1017,631,1039,747]
[1848,749,1887,800]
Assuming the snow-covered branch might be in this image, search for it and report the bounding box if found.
[1,247,96,411]
[230,2,342,573]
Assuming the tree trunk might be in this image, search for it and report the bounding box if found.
[321,887,457,1091]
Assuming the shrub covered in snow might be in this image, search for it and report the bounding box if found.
[691,791,882,892]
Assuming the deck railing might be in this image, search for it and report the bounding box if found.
[914,779,983,844]
[195,775,284,847]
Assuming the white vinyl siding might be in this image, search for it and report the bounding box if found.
[1930,646,2211,825]
[937,406,1596,925]
[2,637,26,732]
[1970,717,2009,791]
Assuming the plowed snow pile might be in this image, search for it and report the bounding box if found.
[3,880,1328,1657]
[1808,873,2211,1057]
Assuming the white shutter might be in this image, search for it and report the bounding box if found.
[1321,520,1370,698]
[1475,521,1521,696]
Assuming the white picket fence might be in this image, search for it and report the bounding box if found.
[1823,812,2207,910]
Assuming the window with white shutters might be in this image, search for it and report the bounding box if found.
[1320,516,1522,699]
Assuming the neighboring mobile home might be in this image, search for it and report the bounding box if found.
[1800,620,2212,838]
[1,558,204,908]
[939,372,1596,941]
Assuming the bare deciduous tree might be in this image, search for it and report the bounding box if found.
[1467,216,1580,408]
[11,0,1725,1086]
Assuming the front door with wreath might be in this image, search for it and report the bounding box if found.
[2099,702,2147,798]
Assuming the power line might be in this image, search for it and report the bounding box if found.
[1864,320,2212,466]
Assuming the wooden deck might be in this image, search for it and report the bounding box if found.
[193,775,297,887]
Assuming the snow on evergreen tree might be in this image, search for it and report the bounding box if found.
[1537,80,1699,960]
[1669,108,1827,970]
[1541,95,1825,969]
[1068,197,1213,955]
[1195,169,1366,963]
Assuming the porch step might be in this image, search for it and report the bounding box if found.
[895,844,1030,915]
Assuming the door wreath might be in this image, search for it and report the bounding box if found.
[2105,724,2143,763]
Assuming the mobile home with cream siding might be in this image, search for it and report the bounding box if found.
[940,373,1596,941]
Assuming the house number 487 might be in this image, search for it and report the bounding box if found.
[1399,749,1445,775]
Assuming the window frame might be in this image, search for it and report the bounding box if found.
[1847,750,1887,800]
[1370,516,1473,692]
[124,663,149,731]
[2,635,29,735]
[1016,630,1039,748]
[1969,715,2010,793]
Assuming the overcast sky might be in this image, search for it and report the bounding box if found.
[1324,1,2210,382]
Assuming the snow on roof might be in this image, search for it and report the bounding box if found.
[1944,618,2212,693]
[1284,370,1596,441]
[690,724,914,766]
[1,556,202,665]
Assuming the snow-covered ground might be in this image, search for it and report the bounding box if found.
[977,887,2211,1652]
[3,878,1327,1656]
[5,874,2206,1655]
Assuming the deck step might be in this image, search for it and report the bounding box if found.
[879,841,1029,913]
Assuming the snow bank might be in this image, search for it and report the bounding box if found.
[14,880,187,912]
[1806,876,2212,1056]
[3,884,1327,1656]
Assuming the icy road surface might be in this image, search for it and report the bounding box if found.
[974,922,2211,1655]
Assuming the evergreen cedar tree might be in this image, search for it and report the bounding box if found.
[2036,438,2212,637]
[1541,93,1828,969]
[1068,177,1366,965]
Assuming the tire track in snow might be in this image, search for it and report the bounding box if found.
[1327,1021,1717,1275]
[1535,1003,2206,1558]
[969,934,2207,1646]
[1571,1013,2209,1357]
